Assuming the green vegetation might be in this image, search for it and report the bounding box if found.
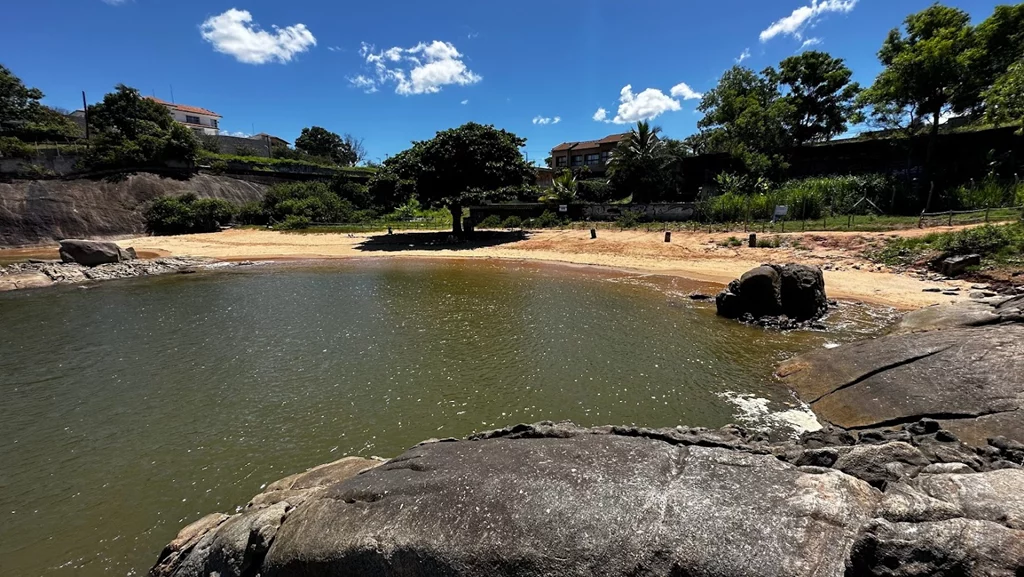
[197,150,376,176]
[0,135,33,158]
[144,193,236,235]
[81,84,199,173]
[294,126,365,166]
[867,223,1024,269]
[500,215,523,229]
[382,122,534,234]
[0,64,80,142]
[529,210,563,229]
[478,214,503,228]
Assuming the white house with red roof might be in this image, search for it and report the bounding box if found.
[146,96,221,135]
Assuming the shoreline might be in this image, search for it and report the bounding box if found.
[111,228,979,310]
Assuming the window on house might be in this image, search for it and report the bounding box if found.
[584,153,600,166]
[555,156,567,167]
[210,119,218,129]
[185,115,201,125]
[601,151,612,163]
[571,155,583,167]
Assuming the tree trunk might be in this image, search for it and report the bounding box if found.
[449,204,463,235]
[925,109,941,185]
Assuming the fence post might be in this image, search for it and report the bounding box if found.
[948,211,953,227]
[847,214,852,229]
[918,211,924,229]
[985,207,990,223]
[823,215,827,230]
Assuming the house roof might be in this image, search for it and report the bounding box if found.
[253,132,290,144]
[146,96,222,118]
[551,132,629,152]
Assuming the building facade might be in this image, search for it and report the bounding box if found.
[146,97,221,135]
[550,133,629,174]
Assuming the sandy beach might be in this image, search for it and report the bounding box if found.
[110,227,983,309]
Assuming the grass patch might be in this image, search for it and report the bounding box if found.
[198,151,376,177]
[866,223,1024,269]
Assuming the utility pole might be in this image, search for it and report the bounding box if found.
[170,85,175,104]
[82,91,90,140]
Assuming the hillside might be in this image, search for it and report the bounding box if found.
[0,173,267,246]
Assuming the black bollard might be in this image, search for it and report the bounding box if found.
[664,231,671,243]
[749,233,757,248]
[591,228,597,239]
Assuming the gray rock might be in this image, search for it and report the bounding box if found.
[846,518,1024,576]
[155,427,880,577]
[59,239,125,266]
[939,253,981,277]
[833,442,931,487]
[739,265,783,317]
[777,323,1024,447]
[921,462,975,475]
[777,263,828,321]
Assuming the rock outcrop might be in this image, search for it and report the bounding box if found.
[778,295,1024,446]
[0,257,223,291]
[717,263,828,325]
[0,173,267,246]
[151,421,1024,577]
[59,239,136,266]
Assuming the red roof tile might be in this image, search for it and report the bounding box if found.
[146,96,221,118]
[551,132,628,153]
[599,132,630,144]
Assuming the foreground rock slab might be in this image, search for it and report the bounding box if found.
[59,239,136,266]
[778,296,1024,446]
[151,422,1024,577]
[0,257,218,292]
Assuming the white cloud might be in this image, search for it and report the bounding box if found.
[800,37,823,50]
[102,0,129,5]
[759,0,857,43]
[200,9,316,64]
[532,115,562,125]
[354,40,481,95]
[670,82,702,101]
[327,46,343,52]
[461,99,469,105]
[224,130,251,137]
[737,48,751,63]
[595,84,696,124]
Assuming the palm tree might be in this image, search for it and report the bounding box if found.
[608,121,670,203]
[540,169,577,203]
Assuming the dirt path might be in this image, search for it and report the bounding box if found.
[102,227,983,310]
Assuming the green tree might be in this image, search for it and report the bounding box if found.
[0,64,79,139]
[773,51,862,145]
[540,170,578,204]
[984,60,1024,131]
[84,84,199,171]
[862,4,978,176]
[294,126,357,166]
[972,3,1024,112]
[389,122,533,234]
[696,66,794,180]
[608,120,670,203]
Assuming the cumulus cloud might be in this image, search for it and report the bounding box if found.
[532,115,561,125]
[200,8,316,64]
[102,0,129,5]
[224,130,252,137]
[353,41,481,95]
[594,83,700,124]
[760,0,857,43]
[737,48,751,63]
[800,37,823,50]
[670,82,702,101]
[461,99,469,105]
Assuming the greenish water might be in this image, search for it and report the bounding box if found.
[0,259,895,577]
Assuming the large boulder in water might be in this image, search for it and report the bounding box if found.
[150,422,1024,577]
[58,239,135,266]
[716,263,826,322]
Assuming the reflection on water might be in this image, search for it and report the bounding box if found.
[0,259,896,577]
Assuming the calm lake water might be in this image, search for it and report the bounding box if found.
[0,259,896,577]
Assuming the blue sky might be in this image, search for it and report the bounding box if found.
[1,0,1008,163]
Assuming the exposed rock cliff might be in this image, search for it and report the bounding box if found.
[151,421,1024,577]
[0,174,267,246]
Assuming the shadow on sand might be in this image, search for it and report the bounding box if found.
[354,230,530,253]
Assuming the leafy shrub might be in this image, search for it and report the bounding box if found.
[234,144,260,157]
[351,209,378,223]
[0,136,34,159]
[757,236,782,248]
[617,210,642,228]
[533,210,562,228]
[953,177,1018,210]
[144,194,236,235]
[478,214,503,228]
[237,201,269,225]
[577,180,616,202]
[264,181,354,223]
[206,158,228,174]
[276,215,311,230]
[501,215,523,229]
